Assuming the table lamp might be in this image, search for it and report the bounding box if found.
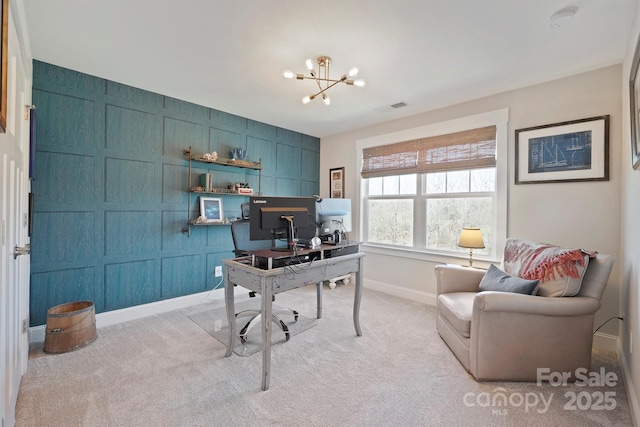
[457,227,485,267]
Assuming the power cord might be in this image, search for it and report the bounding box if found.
[593,316,624,335]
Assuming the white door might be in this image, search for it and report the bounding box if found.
[0,11,31,427]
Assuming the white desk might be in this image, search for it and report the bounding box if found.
[223,243,364,390]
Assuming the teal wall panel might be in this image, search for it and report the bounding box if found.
[276,143,301,177]
[30,267,98,325]
[161,163,188,204]
[30,60,320,326]
[104,211,159,256]
[105,158,158,204]
[163,117,205,158]
[105,260,160,310]
[105,105,160,154]
[36,152,97,203]
[31,212,96,262]
[246,136,277,175]
[276,177,298,196]
[301,180,319,197]
[34,90,96,149]
[301,149,320,180]
[162,255,204,298]
[210,128,243,155]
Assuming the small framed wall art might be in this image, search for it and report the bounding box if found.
[199,197,223,223]
[330,167,345,198]
[515,115,609,184]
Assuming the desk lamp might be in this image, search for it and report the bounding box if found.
[457,227,485,267]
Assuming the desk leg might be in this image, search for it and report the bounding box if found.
[261,276,272,391]
[353,259,363,336]
[316,282,323,319]
[224,268,235,357]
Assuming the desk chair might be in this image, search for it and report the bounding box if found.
[230,205,299,343]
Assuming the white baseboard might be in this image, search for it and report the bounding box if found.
[593,331,619,351]
[365,279,436,306]
[618,339,640,427]
[28,286,245,344]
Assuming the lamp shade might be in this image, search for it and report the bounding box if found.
[457,227,485,249]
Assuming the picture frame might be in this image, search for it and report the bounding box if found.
[199,196,223,223]
[330,167,345,198]
[0,0,8,132]
[515,115,609,184]
[629,32,640,170]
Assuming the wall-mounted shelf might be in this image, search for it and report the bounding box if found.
[182,147,262,236]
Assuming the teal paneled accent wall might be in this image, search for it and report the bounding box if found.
[30,61,320,326]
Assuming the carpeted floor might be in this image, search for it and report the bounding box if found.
[16,285,633,426]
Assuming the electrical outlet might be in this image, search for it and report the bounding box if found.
[215,266,222,277]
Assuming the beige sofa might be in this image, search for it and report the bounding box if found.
[435,244,614,381]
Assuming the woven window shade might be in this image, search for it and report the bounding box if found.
[362,125,496,178]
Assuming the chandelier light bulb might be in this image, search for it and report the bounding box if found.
[354,79,366,87]
[283,70,295,79]
[305,59,314,70]
[302,95,312,104]
[348,67,359,77]
[322,94,331,105]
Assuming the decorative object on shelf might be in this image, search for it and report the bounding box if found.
[199,197,224,223]
[330,167,345,198]
[194,216,208,224]
[202,151,218,161]
[283,56,365,105]
[630,32,640,170]
[200,173,213,192]
[515,115,610,184]
[231,147,247,160]
[457,227,485,267]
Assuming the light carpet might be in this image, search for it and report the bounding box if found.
[16,285,632,426]
[186,298,317,356]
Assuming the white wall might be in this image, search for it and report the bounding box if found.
[620,3,640,423]
[320,65,622,342]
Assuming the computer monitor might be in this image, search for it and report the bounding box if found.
[249,196,317,250]
[316,198,352,241]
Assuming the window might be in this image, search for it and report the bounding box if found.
[357,110,508,261]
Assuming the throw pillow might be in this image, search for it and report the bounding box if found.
[478,264,539,295]
[502,238,591,297]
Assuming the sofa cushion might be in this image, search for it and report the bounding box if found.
[479,264,539,295]
[503,238,591,297]
[437,292,476,338]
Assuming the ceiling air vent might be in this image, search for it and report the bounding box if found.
[390,102,407,109]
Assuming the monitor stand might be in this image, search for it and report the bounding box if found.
[270,215,297,252]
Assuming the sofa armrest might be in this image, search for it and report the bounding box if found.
[435,264,486,295]
[473,292,601,317]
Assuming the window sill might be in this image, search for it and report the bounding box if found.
[360,243,499,266]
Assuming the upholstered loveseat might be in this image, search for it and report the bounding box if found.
[435,238,615,381]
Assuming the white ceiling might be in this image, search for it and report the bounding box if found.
[22,0,637,139]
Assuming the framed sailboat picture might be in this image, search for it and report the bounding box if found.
[515,115,609,184]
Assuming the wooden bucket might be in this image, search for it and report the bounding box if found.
[43,301,97,354]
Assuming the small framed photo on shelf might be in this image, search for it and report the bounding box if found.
[199,197,223,223]
[330,167,345,198]
[515,115,609,184]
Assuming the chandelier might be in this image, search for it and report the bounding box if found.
[283,56,366,105]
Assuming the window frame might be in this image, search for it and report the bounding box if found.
[355,109,508,263]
